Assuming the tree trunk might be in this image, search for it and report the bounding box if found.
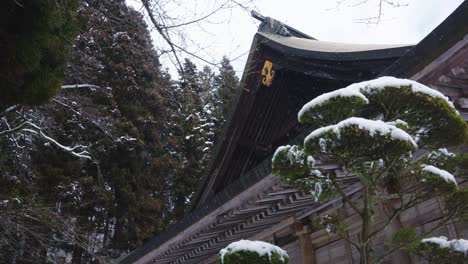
[72,244,83,264]
[360,185,375,264]
[103,212,110,247]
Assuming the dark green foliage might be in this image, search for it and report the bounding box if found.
[313,213,348,235]
[0,0,78,109]
[299,96,368,126]
[272,145,335,200]
[361,86,468,148]
[386,227,418,247]
[217,250,289,264]
[446,188,468,222]
[303,124,417,165]
[272,145,309,179]
[215,56,240,122]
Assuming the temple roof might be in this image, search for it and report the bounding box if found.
[192,18,412,209]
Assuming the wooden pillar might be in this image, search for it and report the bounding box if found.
[296,222,316,264]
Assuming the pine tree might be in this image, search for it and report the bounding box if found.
[217,240,289,264]
[272,77,468,264]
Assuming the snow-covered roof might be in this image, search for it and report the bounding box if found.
[258,32,412,53]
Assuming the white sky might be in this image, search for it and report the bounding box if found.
[127,0,465,78]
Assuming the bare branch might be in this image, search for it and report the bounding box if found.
[331,174,364,217]
[160,0,231,30]
[140,0,185,74]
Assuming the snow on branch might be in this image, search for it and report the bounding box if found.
[305,117,417,147]
[421,164,457,185]
[0,120,29,137]
[422,236,468,255]
[22,128,92,160]
[219,240,289,263]
[1,114,92,160]
[0,105,21,118]
[298,76,457,122]
[61,84,100,90]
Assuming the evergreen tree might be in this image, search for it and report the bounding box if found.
[272,77,468,264]
[0,1,241,261]
[214,56,240,130]
[1,0,169,261]
[0,0,78,109]
[167,59,210,219]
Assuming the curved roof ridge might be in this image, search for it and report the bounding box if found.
[259,32,413,53]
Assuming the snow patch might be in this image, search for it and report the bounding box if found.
[219,240,288,264]
[422,236,468,255]
[304,117,417,148]
[438,148,455,157]
[386,119,408,127]
[421,165,457,185]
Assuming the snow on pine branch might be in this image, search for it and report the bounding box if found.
[386,119,408,127]
[305,117,417,147]
[219,240,288,263]
[61,84,100,90]
[298,87,369,121]
[298,76,457,122]
[421,164,457,185]
[272,145,305,165]
[422,236,468,255]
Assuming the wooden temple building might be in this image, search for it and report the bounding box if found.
[120,2,468,263]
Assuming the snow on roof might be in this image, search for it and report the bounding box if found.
[422,236,468,255]
[259,32,412,53]
[304,117,417,148]
[219,240,288,264]
[421,164,457,185]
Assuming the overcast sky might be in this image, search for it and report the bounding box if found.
[128,0,465,77]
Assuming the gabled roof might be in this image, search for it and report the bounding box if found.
[192,16,411,209]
